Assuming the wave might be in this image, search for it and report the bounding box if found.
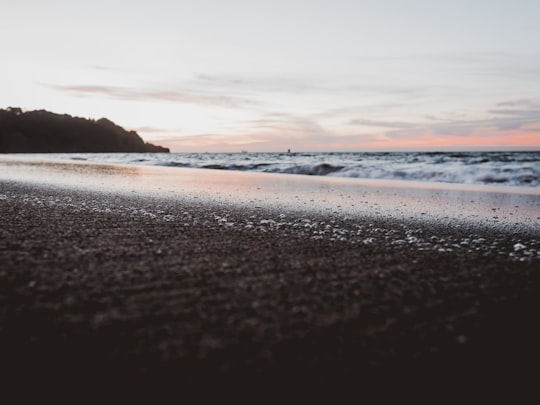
[277,163,344,176]
[260,164,540,187]
[35,151,540,188]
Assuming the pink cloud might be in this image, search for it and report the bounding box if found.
[152,126,540,153]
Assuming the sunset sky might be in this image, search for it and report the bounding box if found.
[2,0,539,152]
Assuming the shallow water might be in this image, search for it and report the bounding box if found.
[1,156,539,234]
[7,151,540,188]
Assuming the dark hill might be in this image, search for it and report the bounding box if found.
[0,107,169,153]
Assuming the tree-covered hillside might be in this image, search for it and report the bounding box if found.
[0,108,169,153]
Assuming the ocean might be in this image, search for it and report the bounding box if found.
[11,151,540,188]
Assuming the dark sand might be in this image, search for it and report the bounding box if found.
[1,165,539,401]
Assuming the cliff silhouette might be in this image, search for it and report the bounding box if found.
[0,107,169,153]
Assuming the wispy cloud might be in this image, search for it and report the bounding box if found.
[496,99,535,107]
[43,83,259,108]
[488,108,540,117]
[146,111,337,152]
[195,74,326,93]
[349,119,417,129]
[89,65,124,72]
[194,73,424,97]
[128,126,182,134]
[153,130,383,153]
[241,113,329,136]
[348,100,540,137]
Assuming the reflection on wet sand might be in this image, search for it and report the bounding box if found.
[0,157,141,189]
[0,158,140,176]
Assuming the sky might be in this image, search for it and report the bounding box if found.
[1,0,540,152]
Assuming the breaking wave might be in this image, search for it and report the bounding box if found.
[52,151,540,187]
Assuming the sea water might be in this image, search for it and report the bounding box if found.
[2,152,539,237]
[9,151,540,188]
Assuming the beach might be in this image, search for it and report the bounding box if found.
[1,157,539,400]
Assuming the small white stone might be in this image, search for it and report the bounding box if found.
[513,243,526,251]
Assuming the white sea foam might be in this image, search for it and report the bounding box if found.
[9,151,540,187]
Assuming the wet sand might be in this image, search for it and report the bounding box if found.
[1,158,539,401]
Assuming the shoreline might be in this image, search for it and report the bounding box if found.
[1,155,539,234]
[1,160,539,399]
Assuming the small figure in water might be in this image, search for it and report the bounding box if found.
[287,148,291,153]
